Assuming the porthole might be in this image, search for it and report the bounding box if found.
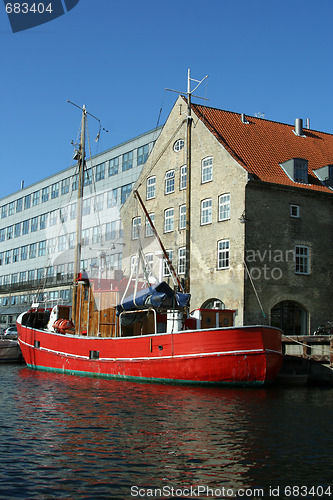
[173,139,184,152]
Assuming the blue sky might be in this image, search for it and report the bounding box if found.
[0,0,332,198]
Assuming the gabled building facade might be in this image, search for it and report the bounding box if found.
[122,97,333,335]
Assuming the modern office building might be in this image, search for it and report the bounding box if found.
[0,126,162,330]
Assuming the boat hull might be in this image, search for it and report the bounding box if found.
[0,339,23,363]
[17,323,282,386]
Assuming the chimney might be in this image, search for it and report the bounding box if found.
[295,118,303,136]
[21,180,24,189]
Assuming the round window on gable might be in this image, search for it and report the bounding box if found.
[173,139,184,152]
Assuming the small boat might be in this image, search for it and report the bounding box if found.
[0,338,23,363]
[17,77,283,386]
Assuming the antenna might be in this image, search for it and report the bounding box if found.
[67,100,109,142]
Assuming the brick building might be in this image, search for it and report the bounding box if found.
[121,97,333,335]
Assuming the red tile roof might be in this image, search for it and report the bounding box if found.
[191,102,333,194]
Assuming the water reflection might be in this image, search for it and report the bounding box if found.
[0,365,332,498]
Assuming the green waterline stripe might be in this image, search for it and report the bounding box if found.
[26,363,267,387]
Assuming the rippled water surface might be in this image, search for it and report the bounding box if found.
[1,364,333,499]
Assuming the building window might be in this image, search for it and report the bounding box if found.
[7,226,13,240]
[109,157,119,176]
[201,198,212,225]
[180,165,187,190]
[147,176,156,200]
[173,139,184,152]
[295,245,310,274]
[19,272,27,283]
[21,246,28,261]
[178,247,186,275]
[40,213,48,230]
[14,223,21,238]
[72,174,78,191]
[70,203,77,220]
[121,184,132,204]
[58,235,67,252]
[94,194,103,212]
[84,169,93,186]
[81,229,90,246]
[24,194,31,209]
[1,205,7,218]
[122,151,133,171]
[138,144,149,165]
[61,178,70,195]
[105,221,116,241]
[217,240,230,269]
[107,189,118,207]
[32,191,40,206]
[145,213,155,237]
[294,159,308,183]
[29,243,37,259]
[202,157,213,183]
[16,198,23,213]
[144,253,153,273]
[49,210,58,226]
[132,217,141,239]
[92,227,101,245]
[51,183,59,199]
[38,241,46,257]
[22,220,29,235]
[163,250,173,277]
[69,233,75,249]
[31,217,38,232]
[13,248,19,263]
[96,163,105,181]
[164,208,174,233]
[290,205,300,218]
[165,170,175,194]
[60,207,68,223]
[8,201,15,216]
[179,204,186,230]
[0,229,4,242]
[42,187,49,203]
[219,194,230,221]
[28,270,35,281]
[5,250,11,265]
[82,198,91,216]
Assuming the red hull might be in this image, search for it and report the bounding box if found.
[17,323,282,386]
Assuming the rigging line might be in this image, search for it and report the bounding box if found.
[243,259,266,319]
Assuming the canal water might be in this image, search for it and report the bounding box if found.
[1,364,333,500]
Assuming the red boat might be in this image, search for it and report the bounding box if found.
[17,92,282,386]
[17,279,282,386]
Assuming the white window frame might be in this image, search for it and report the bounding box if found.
[201,198,212,225]
[290,204,300,218]
[132,216,141,240]
[295,245,310,275]
[173,139,184,152]
[163,250,173,277]
[179,204,186,230]
[217,239,230,270]
[180,165,187,190]
[165,170,175,194]
[164,208,174,233]
[178,247,186,275]
[219,193,230,221]
[147,176,156,200]
[201,157,213,183]
[145,213,155,237]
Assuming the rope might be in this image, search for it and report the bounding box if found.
[243,259,266,319]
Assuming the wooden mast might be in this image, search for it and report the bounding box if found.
[72,104,86,317]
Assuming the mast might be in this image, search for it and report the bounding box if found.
[72,104,86,314]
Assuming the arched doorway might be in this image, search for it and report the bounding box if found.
[270,301,308,335]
